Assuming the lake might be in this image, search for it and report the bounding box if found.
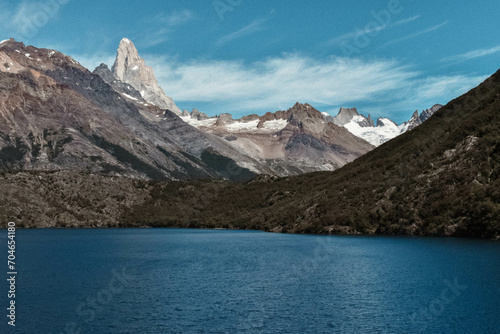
[1,229,499,333]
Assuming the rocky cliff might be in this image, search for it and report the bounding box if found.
[0,38,258,181]
[180,102,374,175]
[111,38,181,114]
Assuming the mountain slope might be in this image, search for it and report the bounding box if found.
[112,38,181,114]
[180,102,374,175]
[124,67,500,238]
[328,105,443,146]
[0,39,375,182]
[0,38,257,181]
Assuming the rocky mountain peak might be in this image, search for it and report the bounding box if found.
[191,108,209,120]
[367,114,374,127]
[332,107,359,126]
[332,107,377,128]
[402,104,443,131]
[421,104,443,121]
[93,63,143,100]
[111,38,181,114]
[93,63,115,83]
[0,38,86,75]
[339,107,359,114]
[376,117,397,127]
[215,113,234,126]
[288,102,324,119]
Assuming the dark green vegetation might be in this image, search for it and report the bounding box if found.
[121,68,500,239]
[1,69,500,239]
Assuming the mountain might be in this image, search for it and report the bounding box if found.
[2,38,498,238]
[180,102,374,175]
[329,105,443,146]
[0,38,374,182]
[112,38,181,115]
[0,38,259,181]
[400,104,444,131]
[331,107,374,127]
[122,67,500,239]
[102,38,374,176]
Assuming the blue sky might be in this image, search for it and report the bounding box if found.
[1,0,499,123]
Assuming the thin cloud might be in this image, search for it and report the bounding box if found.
[328,26,385,45]
[216,18,268,46]
[137,9,195,48]
[381,21,448,48]
[70,50,487,121]
[442,45,500,63]
[327,15,421,45]
[138,35,170,48]
[153,9,195,26]
[1,0,70,40]
[140,53,484,118]
[392,15,421,27]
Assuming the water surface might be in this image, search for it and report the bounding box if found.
[1,229,499,333]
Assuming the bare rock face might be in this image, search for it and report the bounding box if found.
[332,107,374,127]
[191,108,209,120]
[0,38,259,181]
[181,102,374,175]
[93,63,142,99]
[403,104,443,131]
[215,113,234,126]
[111,38,181,114]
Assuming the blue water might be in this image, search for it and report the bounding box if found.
[1,229,499,334]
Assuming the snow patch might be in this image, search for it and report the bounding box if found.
[25,53,31,58]
[262,119,288,130]
[225,120,260,131]
[344,118,405,147]
[48,51,55,57]
[122,93,138,101]
[180,116,217,128]
[132,66,139,71]
[0,40,9,46]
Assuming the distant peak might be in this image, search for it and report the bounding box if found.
[111,38,181,114]
[96,63,109,69]
[0,38,25,50]
[117,38,139,56]
[120,38,133,45]
[0,38,15,46]
[292,102,311,108]
[338,107,359,116]
[332,107,362,127]
[288,102,321,114]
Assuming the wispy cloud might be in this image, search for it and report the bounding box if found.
[153,9,195,26]
[137,9,195,48]
[140,53,485,118]
[328,15,421,45]
[442,45,500,63]
[405,74,487,104]
[392,15,421,27]
[1,0,70,40]
[380,21,448,48]
[216,18,268,46]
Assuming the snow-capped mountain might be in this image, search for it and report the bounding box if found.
[179,103,374,175]
[0,38,375,179]
[399,104,444,132]
[327,105,443,146]
[112,38,182,115]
